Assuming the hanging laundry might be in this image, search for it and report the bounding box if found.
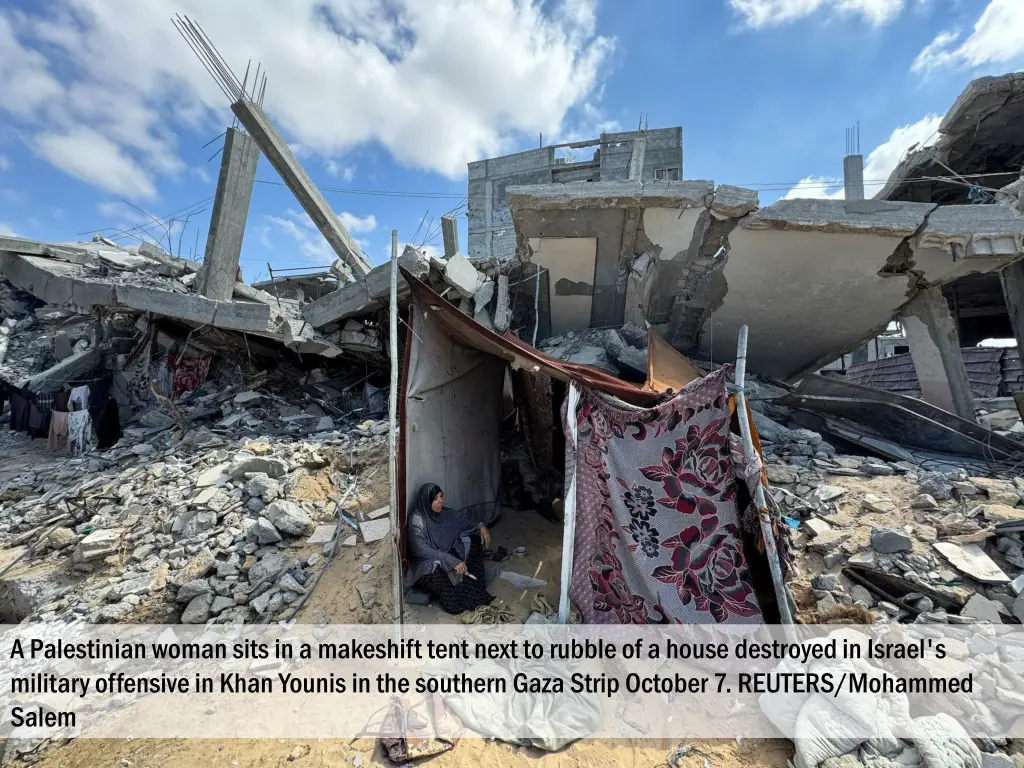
[151,358,173,399]
[88,374,114,409]
[169,354,212,399]
[93,399,122,450]
[69,385,90,412]
[54,389,70,412]
[28,401,51,439]
[68,410,92,456]
[48,411,70,452]
[9,391,30,432]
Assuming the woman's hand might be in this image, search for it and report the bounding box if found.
[454,562,468,576]
[479,525,491,550]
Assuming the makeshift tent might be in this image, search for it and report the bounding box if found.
[398,270,793,625]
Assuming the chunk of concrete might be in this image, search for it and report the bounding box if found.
[72,528,124,563]
[961,594,1003,623]
[444,252,484,298]
[181,594,211,624]
[934,542,1010,584]
[264,501,313,537]
[359,518,391,544]
[306,524,337,545]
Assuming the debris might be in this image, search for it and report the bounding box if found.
[961,594,1003,623]
[933,542,1011,584]
[870,527,912,554]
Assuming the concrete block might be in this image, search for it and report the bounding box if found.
[72,528,124,563]
[444,252,484,298]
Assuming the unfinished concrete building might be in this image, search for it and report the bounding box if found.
[486,77,1024,423]
[822,74,1024,413]
[467,128,683,261]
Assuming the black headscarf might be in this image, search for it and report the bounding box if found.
[410,483,463,553]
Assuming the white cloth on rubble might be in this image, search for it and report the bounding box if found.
[68,410,92,456]
[421,652,601,751]
[69,384,90,412]
[757,632,981,768]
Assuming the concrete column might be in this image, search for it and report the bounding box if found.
[627,136,647,181]
[901,286,975,420]
[441,215,460,258]
[1001,261,1024,354]
[843,154,864,201]
[199,128,260,301]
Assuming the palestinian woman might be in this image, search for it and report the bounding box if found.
[405,483,496,614]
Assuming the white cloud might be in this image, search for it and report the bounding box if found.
[0,188,24,205]
[0,155,10,171]
[264,209,338,266]
[338,211,377,234]
[97,200,152,225]
[912,0,1024,73]
[325,160,356,181]
[785,113,942,199]
[0,222,16,236]
[729,0,905,28]
[35,127,157,199]
[190,166,212,185]
[782,175,844,199]
[0,0,613,195]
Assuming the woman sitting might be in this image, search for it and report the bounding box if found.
[405,483,497,615]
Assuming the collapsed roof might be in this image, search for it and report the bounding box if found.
[505,178,1024,381]
[876,73,1024,205]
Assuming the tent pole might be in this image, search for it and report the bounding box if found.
[389,230,404,628]
[734,325,796,638]
[558,382,581,624]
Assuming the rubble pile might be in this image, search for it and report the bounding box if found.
[539,323,648,378]
[0,379,391,626]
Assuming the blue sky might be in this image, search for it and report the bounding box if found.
[0,0,1021,280]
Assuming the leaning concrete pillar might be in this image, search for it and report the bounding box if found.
[199,128,260,301]
[1000,260,1024,354]
[901,286,975,421]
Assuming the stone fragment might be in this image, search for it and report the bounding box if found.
[357,585,378,608]
[982,504,1024,525]
[811,485,847,503]
[972,478,1021,507]
[359,518,390,543]
[850,585,875,607]
[767,465,798,484]
[306,525,337,545]
[176,579,211,603]
[961,594,1003,623]
[195,462,231,488]
[245,473,281,502]
[808,531,851,555]
[234,390,261,405]
[173,548,216,586]
[848,551,876,566]
[934,542,1010,584]
[181,594,211,624]
[249,553,288,586]
[264,501,314,537]
[229,456,288,480]
[802,519,832,537]
[252,517,283,545]
[918,471,953,501]
[209,595,236,615]
[72,528,124,563]
[911,494,939,510]
[871,527,912,554]
[861,494,895,514]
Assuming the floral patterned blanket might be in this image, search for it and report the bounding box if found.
[565,367,765,625]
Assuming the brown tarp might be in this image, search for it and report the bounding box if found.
[647,327,704,392]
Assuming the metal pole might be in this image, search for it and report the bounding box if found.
[558,382,581,624]
[389,230,404,627]
[734,325,796,638]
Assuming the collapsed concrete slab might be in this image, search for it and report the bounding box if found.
[302,245,430,328]
[507,174,1024,383]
